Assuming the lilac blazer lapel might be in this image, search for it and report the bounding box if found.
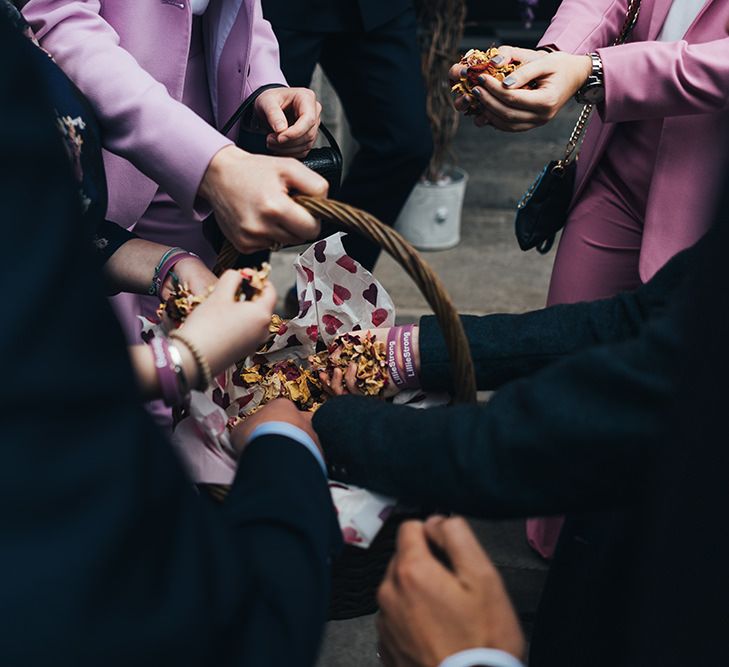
[684,0,719,39]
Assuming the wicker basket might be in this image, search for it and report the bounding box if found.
[213,196,477,619]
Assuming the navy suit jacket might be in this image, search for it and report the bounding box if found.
[0,21,340,667]
[313,207,729,666]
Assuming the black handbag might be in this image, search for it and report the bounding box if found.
[515,0,641,254]
[203,86,344,262]
[221,84,343,197]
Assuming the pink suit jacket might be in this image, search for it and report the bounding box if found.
[23,0,287,227]
[539,0,729,280]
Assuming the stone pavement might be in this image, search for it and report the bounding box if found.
[267,102,581,666]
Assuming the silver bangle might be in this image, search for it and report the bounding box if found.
[168,342,190,397]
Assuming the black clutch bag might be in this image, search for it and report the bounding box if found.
[221,84,343,197]
[514,137,580,255]
[298,122,343,198]
[514,0,641,254]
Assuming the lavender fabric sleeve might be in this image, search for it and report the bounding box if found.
[23,0,233,221]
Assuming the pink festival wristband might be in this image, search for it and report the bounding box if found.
[386,325,420,390]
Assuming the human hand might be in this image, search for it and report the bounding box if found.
[198,145,328,254]
[178,269,276,377]
[161,255,217,300]
[449,46,548,115]
[230,398,321,455]
[376,517,525,667]
[316,326,421,399]
[472,51,591,132]
[255,87,322,158]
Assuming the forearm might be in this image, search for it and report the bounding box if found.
[103,238,169,296]
[420,297,647,392]
[599,38,729,122]
[316,300,684,518]
[418,244,689,393]
[128,342,199,401]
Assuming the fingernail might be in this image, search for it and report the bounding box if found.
[472,87,481,97]
[478,75,487,85]
[460,67,468,77]
[503,75,517,87]
[490,55,504,65]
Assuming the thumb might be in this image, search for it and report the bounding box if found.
[256,92,289,133]
[280,159,329,198]
[215,269,248,298]
[252,281,277,312]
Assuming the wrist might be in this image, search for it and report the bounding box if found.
[385,325,421,392]
[150,247,196,300]
[150,337,190,408]
[173,342,200,393]
[574,53,604,104]
[169,330,213,391]
[199,145,248,201]
[579,54,594,84]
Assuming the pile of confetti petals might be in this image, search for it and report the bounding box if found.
[451,48,521,114]
[309,332,389,398]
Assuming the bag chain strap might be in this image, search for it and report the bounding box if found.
[554,0,642,172]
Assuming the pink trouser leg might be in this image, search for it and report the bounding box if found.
[527,173,644,559]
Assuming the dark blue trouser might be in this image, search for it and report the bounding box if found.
[272,7,433,271]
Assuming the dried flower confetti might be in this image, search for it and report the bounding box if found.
[237,359,326,413]
[236,263,271,302]
[158,263,271,326]
[451,48,521,114]
[310,332,389,398]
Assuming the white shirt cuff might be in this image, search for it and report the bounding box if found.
[439,648,525,667]
[246,422,326,477]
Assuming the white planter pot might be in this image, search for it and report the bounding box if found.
[394,167,468,251]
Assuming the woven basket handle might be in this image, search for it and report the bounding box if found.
[215,196,477,404]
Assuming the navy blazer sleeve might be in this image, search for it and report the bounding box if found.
[0,22,340,667]
[313,230,700,519]
[417,243,692,393]
[314,286,686,518]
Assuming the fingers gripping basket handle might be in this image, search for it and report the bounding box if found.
[215,196,478,404]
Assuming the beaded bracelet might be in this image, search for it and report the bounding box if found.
[169,330,213,392]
